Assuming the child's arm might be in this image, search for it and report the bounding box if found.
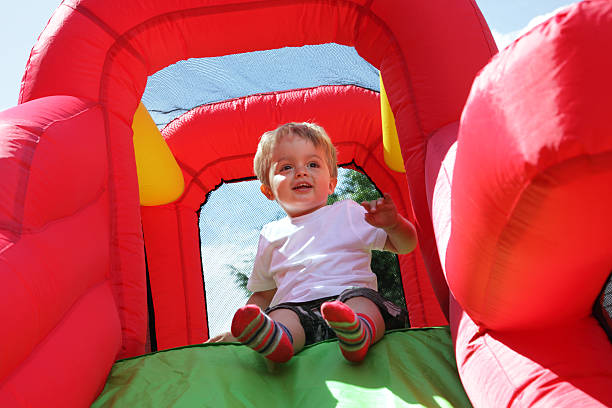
[361,193,417,254]
[204,289,277,343]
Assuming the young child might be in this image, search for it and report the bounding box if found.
[208,122,417,363]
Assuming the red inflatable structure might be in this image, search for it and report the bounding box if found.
[142,84,448,349]
[0,0,610,406]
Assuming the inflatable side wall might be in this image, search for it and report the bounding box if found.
[0,97,125,406]
[430,1,612,406]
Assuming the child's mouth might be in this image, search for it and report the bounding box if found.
[293,183,312,190]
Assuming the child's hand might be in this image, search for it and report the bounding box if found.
[204,331,237,343]
[361,193,399,230]
[362,193,418,254]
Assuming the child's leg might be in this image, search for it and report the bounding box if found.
[231,305,305,363]
[321,296,385,362]
[268,308,306,353]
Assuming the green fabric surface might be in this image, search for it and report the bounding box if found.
[92,327,471,407]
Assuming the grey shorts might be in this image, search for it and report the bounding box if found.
[265,287,410,346]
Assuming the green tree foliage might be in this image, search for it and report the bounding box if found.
[328,169,406,308]
[227,264,250,296]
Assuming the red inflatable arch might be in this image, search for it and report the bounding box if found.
[142,84,442,349]
[2,1,494,404]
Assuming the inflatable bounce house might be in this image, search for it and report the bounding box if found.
[1,0,610,406]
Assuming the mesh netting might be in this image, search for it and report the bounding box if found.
[141,43,379,128]
[200,168,406,337]
[593,272,612,342]
[199,178,284,336]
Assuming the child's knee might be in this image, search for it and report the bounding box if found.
[344,297,385,341]
[268,308,306,351]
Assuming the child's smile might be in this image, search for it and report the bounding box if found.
[293,182,312,191]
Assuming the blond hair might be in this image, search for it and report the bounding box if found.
[254,122,338,188]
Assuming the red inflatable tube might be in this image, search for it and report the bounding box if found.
[429,1,612,406]
[0,96,123,406]
[449,0,612,332]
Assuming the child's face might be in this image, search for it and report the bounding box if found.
[261,133,337,218]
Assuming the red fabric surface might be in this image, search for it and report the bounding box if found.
[451,298,612,408]
[436,1,612,406]
[103,110,148,358]
[0,96,134,405]
[449,0,612,331]
[0,97,114,380]
[141,204,207,349]
[0,283,121,408]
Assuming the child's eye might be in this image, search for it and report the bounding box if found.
[280,165,292,171]
[307,162,319,168]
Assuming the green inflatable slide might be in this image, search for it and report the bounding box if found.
[93,327,471,407]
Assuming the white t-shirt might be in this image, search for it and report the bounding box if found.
[247,200,388,306]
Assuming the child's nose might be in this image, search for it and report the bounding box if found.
[295,165,308,176]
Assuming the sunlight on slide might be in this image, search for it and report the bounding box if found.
[325,380,454,407]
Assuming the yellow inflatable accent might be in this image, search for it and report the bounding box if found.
[380,75,406,173]
[132,102,185,206]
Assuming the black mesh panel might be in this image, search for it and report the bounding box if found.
[593,271,612,342]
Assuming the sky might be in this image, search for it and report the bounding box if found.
[0,0,578,112]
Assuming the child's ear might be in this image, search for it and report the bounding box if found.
[260,184,275,200]
[328,177,338,195]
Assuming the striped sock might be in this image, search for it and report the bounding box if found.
[231,304,294,363]
[321,300,375,362]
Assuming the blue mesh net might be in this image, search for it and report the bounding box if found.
[141,43,379,128]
